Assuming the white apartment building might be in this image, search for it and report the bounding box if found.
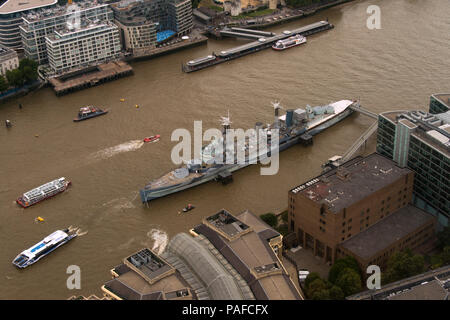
[46,22,121,73]
[20,2,113,64]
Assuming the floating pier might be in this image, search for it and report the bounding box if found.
[49,61,133,96]
[183,21,334,73]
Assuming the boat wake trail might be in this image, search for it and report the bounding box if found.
[146,229,168,255]
[67,225,88,236]
[89,140,145,161]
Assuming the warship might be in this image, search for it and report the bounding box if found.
[140,99,359,202]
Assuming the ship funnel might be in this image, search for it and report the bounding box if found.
[286,109,294,127]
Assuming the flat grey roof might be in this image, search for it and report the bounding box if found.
[340,205,435,260]
[0,0,57,14]
[388,280,448,300]
[296,153,412,213]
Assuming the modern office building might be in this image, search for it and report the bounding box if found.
[377,109,450,227]
[0,44,18,75]
[347,264,450,300]
[20,1,114,64]
[337,205,436,272]
[430,94,450,114]
[0,0,58,50]
[102,209,302,300]
[46,21,121,73]
[288,153,417,264]
[111,0,193,51]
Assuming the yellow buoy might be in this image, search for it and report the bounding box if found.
[135,105,139,108]
[120,98,125,102]
[36,217,44,222]
[34,134,39,138]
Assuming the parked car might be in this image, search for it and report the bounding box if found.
[298,269,310,283]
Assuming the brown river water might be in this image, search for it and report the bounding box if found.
[0,0,449,299]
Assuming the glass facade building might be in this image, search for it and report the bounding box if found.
[377,109,450,227]
[430,94,450,114]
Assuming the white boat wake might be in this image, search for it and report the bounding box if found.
[146,228,168,255]
[89,140,144,160]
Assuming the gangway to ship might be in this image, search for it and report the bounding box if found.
[323,104,379,170]
[219,29,265,40]
[230,27,275,37]
[349,103,378,119]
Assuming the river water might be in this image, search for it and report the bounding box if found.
[0,0,449,299]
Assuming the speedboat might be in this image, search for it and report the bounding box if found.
[144,135,160,143]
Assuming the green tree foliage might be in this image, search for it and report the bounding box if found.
[18,58,38,83]
[334,267,362,296]
[328,256,361,284]
[0,74,8,92]
[304,272,321,288]
[329,285,345,300]
[281,210,288,223]
[382,249,425,285]
[6,69,25,87]
[260,213,278,228]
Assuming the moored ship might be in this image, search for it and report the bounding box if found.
[272,34,307,51]
[16,177,71,208]
[140,99,359,203]
[12,228,77,269]
[73,106,108,122]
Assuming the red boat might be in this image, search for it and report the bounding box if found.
[143,135,160,143]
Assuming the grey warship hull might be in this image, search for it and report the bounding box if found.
[140,101,355,203]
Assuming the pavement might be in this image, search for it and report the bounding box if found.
[285,246,331,279]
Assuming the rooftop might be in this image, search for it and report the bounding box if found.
[103,248,192,300]
[195,209,302,300]
[291,153,412,213]
[388,280,449,300]
[0,0,57,15]
[340,205,435,260]
[0,44,17,58]
[381,110,450,154]
[22,1,106,22]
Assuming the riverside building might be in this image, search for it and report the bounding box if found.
[46,21,121,73]
[20,1,113,64]
[111,0,193,51]
[0,44,18,75]
[377,108,450,226]
[0,0,57,50]
[287,153,436,267]
[429,94,450,114]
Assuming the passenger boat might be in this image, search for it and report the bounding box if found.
[73,106,108,122]
[16,177,71,208]
[12,228,77,269]
[272,34,307,51]
[144,135,160,143]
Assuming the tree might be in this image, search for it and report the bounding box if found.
[382,249,425,285]
[328,256,361,284]
[304,272,321,289]
[6,69,24,87]
[260,213,278,228]
[335,267,362,296]
[18,58,38,83]
[306,278,329,298]
[0,74,8,92]
[329,285,345,300]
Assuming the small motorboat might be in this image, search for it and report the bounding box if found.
[73,106,108,122]
[143,135,160,143]
[182,204,195,213]
[5,120,12,128]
